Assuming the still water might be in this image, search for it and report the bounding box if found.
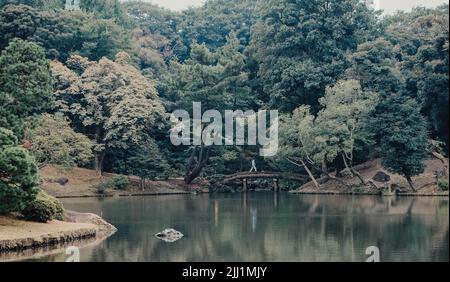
[31,193,449,262]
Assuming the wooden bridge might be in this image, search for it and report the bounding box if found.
[222,171,306,192]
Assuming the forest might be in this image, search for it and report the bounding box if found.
[0,0,449,219]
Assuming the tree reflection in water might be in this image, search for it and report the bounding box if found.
[26,193,449,262]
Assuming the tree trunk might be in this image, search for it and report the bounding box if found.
[184,145,210,184]
[321,158,328,177]
[334,157,345,177]
[342,154,365,185]
[405,175,417,192]
[302,159,320,190]
[95,127,105,176]
[140,178,145,191]
[286,158,320,189]
[95,151,105,176]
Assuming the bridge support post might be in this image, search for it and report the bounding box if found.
[243,179,248,192]
[273,178,279,192]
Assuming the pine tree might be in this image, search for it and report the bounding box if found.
[0,39,53,138]
[0,127,39,214]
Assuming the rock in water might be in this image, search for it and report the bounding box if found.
[155,228,184,242]
[372,171,391,182]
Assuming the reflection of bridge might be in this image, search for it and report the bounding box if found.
[222,171,306,192]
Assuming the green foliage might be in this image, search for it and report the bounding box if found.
[21,190,65,222]
[0,4,73,59]
[77,17,131,61]
[110,175,129,190]
[437,179,449,191]
[386,6,449,145]
[0,0,43,8]
[347,38,404,95]
[180,0,257,50]
[95,180,108,194]
[250,0,380,112]
[0,3,131,61]
[115,139,170,182]
[26,114,93,167]
[95,175,129,192]
[51,53,165,173]
[369,95,429,189]
[275,80,377,173]
[0,127,17,148]
[0,127,39,214]
[0,38,53,137]
[1,0,446,189]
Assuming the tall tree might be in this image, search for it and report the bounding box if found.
[276,80,378,187]
[0,39,53,138]
[385,6,449,146]
[217,31,253,109]
[51,52,165,174]
[174,43,225,184]
[368,95,429,191]
[314,80,378,184]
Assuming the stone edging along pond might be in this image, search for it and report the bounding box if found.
[0,227,97,253]
[0,211,117,256]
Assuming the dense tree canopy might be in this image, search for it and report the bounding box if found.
[0,0,447,192]
[51,52,165,173]
[250,0,380,112]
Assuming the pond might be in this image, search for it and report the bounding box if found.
[28,193,449,262]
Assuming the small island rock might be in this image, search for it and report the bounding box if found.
[155,228,184,242]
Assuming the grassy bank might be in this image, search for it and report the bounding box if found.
[293,158,449,196]
[40,166,207,198]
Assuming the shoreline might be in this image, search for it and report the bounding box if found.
[0,218,97,253]
[51,189,449,199]
[0,211,117,261]
[289,190,449,196]
[53,191,194,199]
[39,161,448,199]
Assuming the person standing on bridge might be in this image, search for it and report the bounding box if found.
[249,159,257,172]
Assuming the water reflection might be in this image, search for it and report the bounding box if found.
[25,193,449,262]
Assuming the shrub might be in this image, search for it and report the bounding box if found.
[1,128,40,214]
[21,190,65,222]
[111,175,129,190]
[94,175,129,193]
[95,181,110,194]
[438,179,449,191]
